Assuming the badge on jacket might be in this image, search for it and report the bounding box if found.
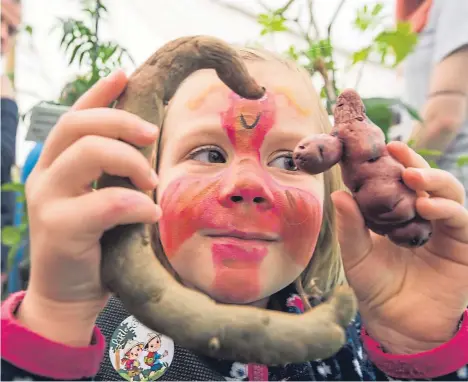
[109,315,174,381]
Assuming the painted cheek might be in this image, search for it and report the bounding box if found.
[158,176,222,258]
[273,187,323,267]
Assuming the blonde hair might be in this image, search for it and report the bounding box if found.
[151,45,345,308]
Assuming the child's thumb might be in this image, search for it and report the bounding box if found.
[331,190,373,270]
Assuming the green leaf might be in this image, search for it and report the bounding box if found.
[374,21,418,67]
[415,149,443,157]
[1,182,25,193]
[362,99,393,140]
[456,155,468,168]
[65,38,79,56]
[16,194,26,204]
[399,102,422,122]
[352,46,371,64]
[257,12,288,35]
[428,160,439,169]
[285,45,299,61]
[1,226,22,247]
[18,223,29,233]
[353,2,385,32]
[24,25,33,35]
[361,97,422,141]
[78,49,88,66]
[371,3,384,16]
[69,44,83,65]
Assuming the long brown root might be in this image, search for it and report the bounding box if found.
[97,35,357,364]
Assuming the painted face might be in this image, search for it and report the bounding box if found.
[157,62,325,304]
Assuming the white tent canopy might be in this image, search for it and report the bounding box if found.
[13,0,400,166]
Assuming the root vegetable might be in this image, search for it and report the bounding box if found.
[97,36,357,364]
[294,88,432,248]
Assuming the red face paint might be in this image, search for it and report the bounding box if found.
[159,91,322,302]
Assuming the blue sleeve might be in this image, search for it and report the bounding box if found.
[1,98,19,273]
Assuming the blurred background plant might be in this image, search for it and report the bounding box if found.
[55,0,134,106]
[251,0,467,169]
[254,0,420,139]
[1,0,134,297]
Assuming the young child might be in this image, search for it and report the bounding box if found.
[120,341,144,382]
[1,45,468,381]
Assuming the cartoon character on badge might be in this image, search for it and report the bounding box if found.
[121,340,145,381]
[144,333,169,378]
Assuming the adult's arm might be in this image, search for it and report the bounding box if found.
[411,1,468,152]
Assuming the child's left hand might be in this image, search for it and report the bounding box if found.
[331,141,468,354]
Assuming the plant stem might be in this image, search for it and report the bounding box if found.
[327,0,346,99]
[91,0,101,81]
[355,59,367,89]
[276,0,295,15]
[307,0,320,39]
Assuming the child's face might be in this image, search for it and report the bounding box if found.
[147,337,161,352]
[129,346,142,359]
[157,61,325,304]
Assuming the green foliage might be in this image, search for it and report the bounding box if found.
[352,4,418,68]
[362,98,422,140]
[252,1,465,172]
[1,183,28,272]
[1,2,134,282]
[353,3,385,31]
[23,24,33,35]
[457,155,468,168]
[55,0,134,106]
[257,12,288,35]
[254,0,419,121]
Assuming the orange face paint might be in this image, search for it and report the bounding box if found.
[273,86,312,116]
[159,91,322,302]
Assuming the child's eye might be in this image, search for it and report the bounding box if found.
[188,146,227,164]
[269,153,298,172]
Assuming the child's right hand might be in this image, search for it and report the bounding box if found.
[18,71,161,344]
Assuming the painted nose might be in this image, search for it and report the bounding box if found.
[218,160,274,209]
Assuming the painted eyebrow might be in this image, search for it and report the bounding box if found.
[186,84,312,117]
[272,86,312,116]
[187,84,228,110]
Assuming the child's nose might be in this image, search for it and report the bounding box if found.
[218,159,274,209]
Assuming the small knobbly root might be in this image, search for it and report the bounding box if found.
[97,36,357,364]
[294,88,433,248]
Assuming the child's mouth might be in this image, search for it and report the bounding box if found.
[201,229,280,242]
[200,229,279,268]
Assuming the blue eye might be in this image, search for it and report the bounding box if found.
[188,146,226,164]
[269,153,298,172]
